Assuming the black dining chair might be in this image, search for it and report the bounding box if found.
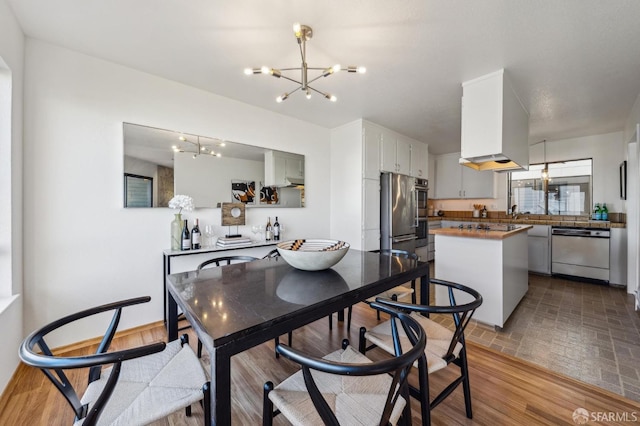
[264,302,427,425]
[197,255,260,271]
[19,296,211,426]
[358,278,483,425]
[327,249,419,332]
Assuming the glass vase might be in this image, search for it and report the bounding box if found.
[171,213,182,251]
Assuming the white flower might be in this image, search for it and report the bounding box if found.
[168,194,194,213]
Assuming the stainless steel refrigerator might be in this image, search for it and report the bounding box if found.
[381,172,418,253]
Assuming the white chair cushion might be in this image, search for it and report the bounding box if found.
[365,313,462,374]
[269,345,406,426]
[76,339,206,426]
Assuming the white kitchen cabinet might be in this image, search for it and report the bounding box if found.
[435,152,495,198]
[330,119,429,250]
[381,130,411,175]
[610,227,627,286]
[527,225,550,274]
[264,151,304,186]
[363,122,382,180]
[411,141,428,178]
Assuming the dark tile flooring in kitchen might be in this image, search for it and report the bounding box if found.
[433,272,640,402]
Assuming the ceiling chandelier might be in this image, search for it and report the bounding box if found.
[244,23,366,103]
[173,135,224,159]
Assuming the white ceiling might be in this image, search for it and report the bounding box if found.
[8,0,640,154]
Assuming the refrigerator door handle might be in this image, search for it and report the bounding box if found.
[414,189,420,228]
[392,235,418,243]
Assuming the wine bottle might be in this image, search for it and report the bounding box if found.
[273,216,280,241]
[265,217,273,241]
[181,219,191,250]
[191,218,201,249]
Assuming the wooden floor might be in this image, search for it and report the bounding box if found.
[2,301,640,425]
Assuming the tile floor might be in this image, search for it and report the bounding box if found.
[433,273,640,402]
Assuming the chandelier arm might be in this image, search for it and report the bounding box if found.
[279,67,304,71]
[306,74,332,85]
[278,75,303,85]
[308,86,330,97]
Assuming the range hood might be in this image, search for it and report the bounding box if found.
[459,69,529,172]
[281,176,304,187]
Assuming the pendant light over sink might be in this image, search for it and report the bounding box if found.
[459,69,530,172]
[244,23,366,103]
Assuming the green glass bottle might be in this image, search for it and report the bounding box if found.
[593,204,601,220]
[601,203,608,221]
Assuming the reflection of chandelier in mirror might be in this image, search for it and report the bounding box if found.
[172,135,226,159]
[244,23,366,103]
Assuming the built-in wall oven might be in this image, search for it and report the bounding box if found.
[551,227,610,282]
[415,178,429,247]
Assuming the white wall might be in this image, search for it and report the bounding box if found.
[0,0,24,396]
[433,131,625,214]
[624,93,640,297]
[22,39,331,348]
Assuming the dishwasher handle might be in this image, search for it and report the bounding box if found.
[551,227,610,238]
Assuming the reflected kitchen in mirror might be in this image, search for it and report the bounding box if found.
[123,123,305,208]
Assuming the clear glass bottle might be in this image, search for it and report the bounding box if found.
[171,213,182,251]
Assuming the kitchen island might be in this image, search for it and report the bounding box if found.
[430,224,532,329]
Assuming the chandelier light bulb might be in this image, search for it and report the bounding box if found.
[216,153,221,157]
[332,64,341,73]
[178,136,186,141]
[293,22,302,36]
[260,66,270,74]
[306,90,311,99]
[357,66,367,74]
[243,68,253,75]
[325,94,337,102]
[276,93,289,103]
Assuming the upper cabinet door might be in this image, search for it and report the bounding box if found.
[380,129,398,173]
[363,123,382,179]
[410,142,428,178]
[395,137,411,175]
[462,167,495,198]
[435,153,463,198]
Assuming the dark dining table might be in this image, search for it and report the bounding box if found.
[165,248,430,425]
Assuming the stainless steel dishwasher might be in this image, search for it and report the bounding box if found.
[551,227,610,282]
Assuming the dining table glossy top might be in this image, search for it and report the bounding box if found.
[166,248,428,349]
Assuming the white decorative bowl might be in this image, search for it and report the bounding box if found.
[276,239,350,271]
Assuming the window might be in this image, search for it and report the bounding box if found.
[508,159,592,216]
[124,174,153,207]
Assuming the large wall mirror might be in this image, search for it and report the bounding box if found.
[123,123,305,208]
